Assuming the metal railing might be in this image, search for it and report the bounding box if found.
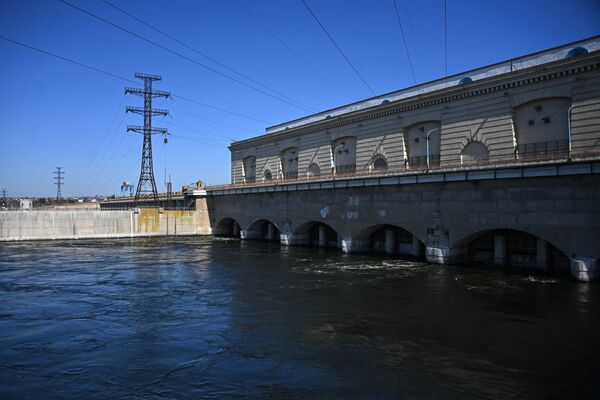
[283,171,298,179]
[335,164,356,174]
[408,154,440,169]
[516,140,569,161]
[208,144,600,191]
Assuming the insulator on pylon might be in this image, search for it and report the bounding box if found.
[164,137,168,144]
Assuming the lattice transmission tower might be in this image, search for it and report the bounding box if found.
[125,73,170,205]
[54,167,64,201]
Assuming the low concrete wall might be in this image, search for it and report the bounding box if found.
[0,209,210,241]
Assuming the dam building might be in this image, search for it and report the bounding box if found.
[229,38,599,183]
[213,35,600,281]
[7,36,599,281]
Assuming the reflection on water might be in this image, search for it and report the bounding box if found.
[0,237,598,399]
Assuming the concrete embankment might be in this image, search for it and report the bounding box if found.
[0,208,209,241]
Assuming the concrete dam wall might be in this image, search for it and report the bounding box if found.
[0,208,208,241]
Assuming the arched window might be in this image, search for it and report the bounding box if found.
[461,141,489,164]
[308,163,320,177]
[243,156,256,183]
[264,170,272,181]
[372,155,387,170]
[513,97,571,159]
[332,137,356,174]
[281,147,298,179]
[404,121,441,167]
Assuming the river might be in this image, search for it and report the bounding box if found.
[0,237,598,399]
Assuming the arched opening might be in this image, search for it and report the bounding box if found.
[404,121,441,168]
[246,219,281,242]
[214,218,241,238]
[461,141,489,164]
[308,163,321,177]
[372,155,387,170]
[281,147,299,179]
[263,170,273,181]
[294,221,338,248]
[465,229,570,274]
[513,97,571,161]
[332,136,356,174]
[359,224,424,257]
[243,156,256,183]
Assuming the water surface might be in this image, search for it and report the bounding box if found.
[0,237,598,399]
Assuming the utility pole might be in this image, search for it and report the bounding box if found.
[1,188,6,209]
[125,73,170,205]
[54,167,64,201]
[166,174,173,209]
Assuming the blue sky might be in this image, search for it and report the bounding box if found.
[1,0,599,197]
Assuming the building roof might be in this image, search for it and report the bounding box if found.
[231,35,600,148]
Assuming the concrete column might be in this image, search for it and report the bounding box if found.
[426,246,467,264]
[318,225,327,247]
[536,238,549,271]
[493,235,507,267]
[571,257,599,282]
[266,223,274,241]
[280,233,291,245]
[385,228,395,254]
[232,222,239,237]
[411,235,421,257]
[340,237,369,253]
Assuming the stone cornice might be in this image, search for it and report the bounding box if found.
[230,55,600,152]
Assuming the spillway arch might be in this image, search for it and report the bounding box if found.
[452,227,571,273]
[452,227,571,258]
[245,218,282,242]
[292,220,340,248]
[213,217,242,237]
[354,223,425,257]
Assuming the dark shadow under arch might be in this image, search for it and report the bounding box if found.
[214,218,241,237]
[357,224,424,257]
[246,219,281,242]
[294,221,338,248]
[455,228,570,274]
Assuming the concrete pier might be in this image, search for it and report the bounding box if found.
[318,225,327,247]
[571,257,599,282]
[494,235,506,267]
[536,238,549,271]
[385,228,395,254]
[266,223,275,241]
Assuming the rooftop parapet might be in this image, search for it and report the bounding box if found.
[255,35,600,138]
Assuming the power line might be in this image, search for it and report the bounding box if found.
[392,0,416,84]
[58,0,314,112]
[71,95,126,190]
[0,34,270,123]
[171,94,269,123]
[532,0,592,50]
[169,133,229,147]
[299,0,375,95]
[168,115,235,141]
[233,0,348,97]
[101,0,316,113]
[80,115,129,195]
[444,0,448,78]
[0,35,137,85]
[85,136,138,195]
[170,106,252,136]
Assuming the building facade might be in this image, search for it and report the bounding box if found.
[229,36,600,183]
